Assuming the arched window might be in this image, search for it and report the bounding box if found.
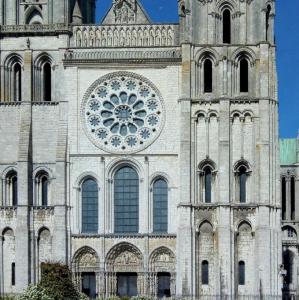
[240,58,249,93]
[43,62,52,102]
[223,9,231,44]
[204,167,212,203]
[11,263,15,286]
[235,161,250,203]
[153,178,168,233]
[291,177,295,220]
[114,166,139,233]
[282,177,286,220]
[13,63,22,102]
[35,172,49,206]
[266,5,271,41]
[239,166,247,203]
[202,260,209,285]
[238,261,245,285]
[5,171,18,206]
[82,178,98,233]
[204,59,213,93]
[283,250,294,285]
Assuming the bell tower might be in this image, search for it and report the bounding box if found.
[177,0,281,298]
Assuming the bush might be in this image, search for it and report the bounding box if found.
[39,262,81,300]
[19,285,53,300]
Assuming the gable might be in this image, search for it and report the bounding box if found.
[102,0,151,25]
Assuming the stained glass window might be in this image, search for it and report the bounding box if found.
[153,179,168,233]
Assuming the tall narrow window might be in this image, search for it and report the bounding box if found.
[41,176,48,206]
[153,178,168,233]
[223,9,231,44]
[13,63,22,102]
[12,175,18,206]
[266,5,271,41]
[114,166,139,233]
[204,59,213,93]
[82,179,98,233]
[282,177,286,220]
[291,177,295,220]
[204,167,212,203]
[11,263,15,286]
[202,260,209,285]
[238,261,245,285]
[239,166,247,203]
[240,58,249,93]
[43,63,52,102]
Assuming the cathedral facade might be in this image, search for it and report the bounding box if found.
[0,0,282,298]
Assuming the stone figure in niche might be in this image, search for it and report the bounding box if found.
[113,0,136,24]
[79,252,97,268]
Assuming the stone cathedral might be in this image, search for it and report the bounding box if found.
[0,0,284,298]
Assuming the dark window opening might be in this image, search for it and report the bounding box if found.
[204,59,213,93]
[153,179,168,233]
[266,5,271,41]
[82,273,96,299]
[41,176,48,206]
[202,260,209,285]
[12,262,15,286]
[282,177,286,220]
[204,167,212,203]
[12,175,18,206]
[43,63,52,102]
[239,166,247,203]
[291,177,295,220]
[238,261,245,285]
[283,250,294,285]
[13,63,22,102]
[157,272,171,298]
[117,273,137,297]
[223,9,231,44]
[240,58,249,93]
[82,179,98,233]
[114,167,139,233]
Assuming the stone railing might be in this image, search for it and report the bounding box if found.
[72,24,180,48]
[0,23,71,35]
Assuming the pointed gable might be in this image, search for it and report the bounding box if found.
[102,0,151,25]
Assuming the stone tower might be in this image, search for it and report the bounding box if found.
[176,0,281,297]
[0,0,95,25]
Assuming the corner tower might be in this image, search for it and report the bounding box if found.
[177,0,281,297]
[0,0,96,25]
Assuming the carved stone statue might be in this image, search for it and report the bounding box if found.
[113,0,136,24]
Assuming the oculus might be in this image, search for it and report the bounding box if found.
[82,72,165,153]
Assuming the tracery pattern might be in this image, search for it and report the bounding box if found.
[82,72,164,153]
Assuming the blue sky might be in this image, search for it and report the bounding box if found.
[96,0,299,138]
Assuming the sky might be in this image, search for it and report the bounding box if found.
[96,0,299,138]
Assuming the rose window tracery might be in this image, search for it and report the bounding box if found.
[82,72,165,153]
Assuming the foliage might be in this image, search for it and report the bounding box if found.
[79,293,89,300]
[18,285,53,300]
[39,262,81,300]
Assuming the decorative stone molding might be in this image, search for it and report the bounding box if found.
[72,24,179,48]
[63,48,182,64]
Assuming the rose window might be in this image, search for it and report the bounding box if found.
[82,72,165,153]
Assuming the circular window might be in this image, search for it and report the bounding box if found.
[82,72,165,153]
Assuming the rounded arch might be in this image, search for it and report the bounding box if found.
[194,110,207,120]
[73,245,99,263]
[106,157,144,180]
[33,166,53,180]
[282,225,297,239]
[150,172,172,187]
[231,48,256,66]
[106,242,143,262]
[233,159,252,173]
[72,246,99,273]
[2,166,17,180]
[149,246,176,272]
[37,226,51,237]
[198,158,217,173]
[2,227,14,237]
[195,48,220,66]
[74,171,100,189]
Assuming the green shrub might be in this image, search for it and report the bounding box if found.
[39,262,81,300]
[19,285,53,300]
